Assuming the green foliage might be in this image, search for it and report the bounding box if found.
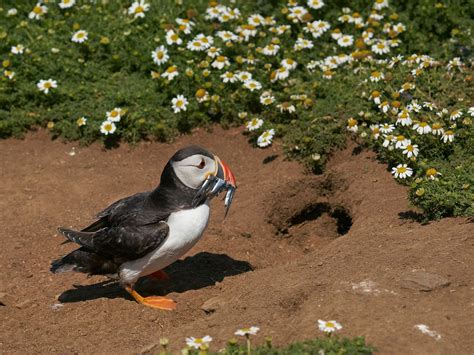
[0,0,472,219]
[224,336,375,354]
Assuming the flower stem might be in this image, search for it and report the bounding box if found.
[246,335,251,355]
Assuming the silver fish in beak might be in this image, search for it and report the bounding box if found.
[193,155,236,217]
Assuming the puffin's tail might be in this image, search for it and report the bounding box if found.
[50,247,118,275]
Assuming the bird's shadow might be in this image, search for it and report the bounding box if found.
[58,252,253,304]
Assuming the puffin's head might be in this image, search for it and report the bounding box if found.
[170,145,236,190]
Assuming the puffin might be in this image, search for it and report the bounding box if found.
[51,145,236,310]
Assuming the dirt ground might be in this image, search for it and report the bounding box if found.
[0,126,473,354]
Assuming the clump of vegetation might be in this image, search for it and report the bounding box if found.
[0,0,472,219]
[160,321,375,354]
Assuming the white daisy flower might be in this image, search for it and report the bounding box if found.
[176,18,195,34]
[221,71,237,83]
[151,46,169,66]
[441,130,454,143]
[211,56,230,70]
[162,65,179,81]
[347,118,358,132]
[128,1,150,18]
[402,144,419,158]
[171,95,188,113]
[235,326,260,336]
[100,120,116,135]
[4,70,15,80]
[379,123,395,134]
[246,118,264,131]
[382,134,394,148]
[373,0,389,10]
[391,164,413,179]
[395,136,410,149]
[206,46,221,58]
[11,44,25,55]
[467,107,474,117]
[165,30,182,46]
[396,110,413,126]
[370,125,381,139]
[58,0,76,9]
[308,0,325,10]
[379,101,390,113]
[185,336,212,350]
[258,128,275,148]
[260,93,275,105]
[281,58,298,71]
[294,38,314,50]
[289,6,308,21]
[187,40,206,51]
[248,14,264,27]
[76,116,87,127]
[431,122,444,136]
[216,31,238,42]
[236,71,252,82]
[449,110,462,120]
[413,122,431,135]
[37,79,57,94]
[29,3,48,20]
[71,30,88,43]
[7,8,18,16]
[195,34,214,49]
[370,71,384,82]
[243,79,262,91]
[272,67,290,82]
[318,320,342,333]
[262,44,280,56]
[106,108,123,122]
[372,41,391,55]
[337,35,354,47]
[277,102,296,113]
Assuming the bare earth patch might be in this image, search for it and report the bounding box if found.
[0,127,472,354]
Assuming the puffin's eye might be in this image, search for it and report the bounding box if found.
[197,159,206,169]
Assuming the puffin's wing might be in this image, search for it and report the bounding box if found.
[58,221,169,260]
[80,192,153,233]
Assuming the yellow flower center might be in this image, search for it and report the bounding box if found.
[44,82,52,88]
[157,51,164,59]
[105,123,113,131]
[326,322,335,328]
[135,6,144,14]
[406,145,413,151]
[176,100,183,107]
[396,135,405,141]
[171,34,178,41]
[111,111,118,117]
[377,43,385,49]
[397,167,407,173]
[420,122,428,127]
[445,130,453,135]
[426,168,437,176]
[193,41,201,47]
[432,123,442,129]
[217,56,225,62]
[167,66,177,73]
[33,6,43,14]
[77,32,85,38]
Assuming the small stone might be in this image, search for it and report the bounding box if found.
[241,232,252,239]
[139,343,158,354]
[0,292,14,306]
[400,271,450,291]
[201,296,226,314]
[15,299,32,309]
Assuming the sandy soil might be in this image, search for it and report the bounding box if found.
[0,126,473,354]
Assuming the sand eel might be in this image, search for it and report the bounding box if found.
[51,145,236,310]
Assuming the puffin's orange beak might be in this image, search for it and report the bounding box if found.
[215,156,236,188]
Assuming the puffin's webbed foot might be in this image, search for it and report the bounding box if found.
[125,286,176,311]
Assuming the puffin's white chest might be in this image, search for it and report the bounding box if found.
[120,204,210,284]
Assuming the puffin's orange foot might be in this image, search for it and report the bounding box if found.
[148,270,170,281]
[125,286,176,311]
[140,296,176,310]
